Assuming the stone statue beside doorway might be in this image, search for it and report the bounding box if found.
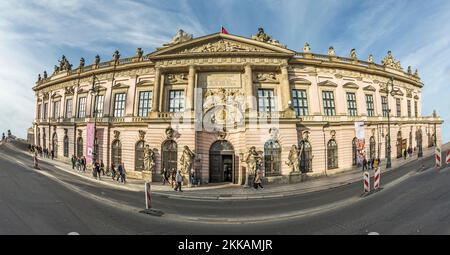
[143,145,155,173]
[286,145,300,173]
[180,145,195,177]
[245,146,262,176]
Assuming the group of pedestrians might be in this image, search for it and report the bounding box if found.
[71,155,87,172]
[161,168,184,192]
[403,147,414,159]
[29,145,54,160]
[362,157,381,171]
[110,162,127,184]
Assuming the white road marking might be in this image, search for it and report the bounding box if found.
[67,232,80,235]
[368,232,380,235]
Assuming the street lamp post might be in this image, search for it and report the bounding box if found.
[385,77,395,169]
[90,75,100,164]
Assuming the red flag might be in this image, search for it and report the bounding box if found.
[221,26,229,34]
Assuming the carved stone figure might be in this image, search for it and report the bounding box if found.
[255,73,277,82]
[180,145,195,176]
[53,65,59,74]
[251,27,286,48]
[350,49,357,60]
[143,145,155,172]
[136,48,143,60]
[328,46,336,56]
[58,55,72,71]
[407,66,412,74]
[37,74,41,82]
[112,50,120,64]
[164,29,193,47]
[79,57,85,68]
[414,69,419,77]
[245,146,262,175]
[382,51,403,70]
[368,54,374,63]
[94,54,100,67]
[286,145,300,172]
[165,127,175,139]
[303,42,311,53]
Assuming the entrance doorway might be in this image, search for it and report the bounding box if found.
[209,140,235,183]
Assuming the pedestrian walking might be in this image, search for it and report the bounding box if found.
[51,149,54,160]
[33,152,39,168]
[171,168,176,188]
[174,170,183,192]
[362,157,368,171]
[403,149,407,159]
[119,162,126,184]
[111,162,116,180]
[100,160,105,176]
[253,170,264,189]
[162,168,167,185]
[71,155,76,169]
[370,158,374,170]
[95,161,102,180]
[82,156,87,172]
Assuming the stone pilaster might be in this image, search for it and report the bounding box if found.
[151,68,161,114]
[280,65,291,111]
[244,64,255,112]
[186,65,196,111]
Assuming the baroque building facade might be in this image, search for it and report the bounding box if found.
[32,28,443,184]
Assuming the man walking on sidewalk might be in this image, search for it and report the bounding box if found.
[71,155,76,170]
[174,170,183,192]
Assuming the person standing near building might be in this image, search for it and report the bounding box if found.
[120,162,126,184]
[51,149,54,160]
[71,155,76,169]
[253,170,264,189]
[82,156,87,172]
[171,168,176,188]
[33,152,39,169]
[100,160,105,176]
[362,157,368,171]
[174,170,183,192]
[161,168,167,185]
[111,162,116,180]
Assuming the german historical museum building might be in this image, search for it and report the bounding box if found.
[32,28,443,185]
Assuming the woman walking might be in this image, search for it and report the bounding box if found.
[253,170,264,190]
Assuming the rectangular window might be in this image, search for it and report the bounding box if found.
[414,101,418,117]
[78,97,87,118]
[37,104,41,119]
[292,89,308,116]
[407,99,411,117]
[169,90,185,112]
[43,102,48,119]
[113,93,126,117]
[381,96,388,117]
[322,91,336,116]
[396,98,401,117]
[366,94,375,117]
[53,101,60,119]
[94,95,104,117]
[346,92,358,116]
[258,89,276,112]
[65,99,73,118]
[138,91,153,117]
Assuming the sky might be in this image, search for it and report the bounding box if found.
[0,0,448,142]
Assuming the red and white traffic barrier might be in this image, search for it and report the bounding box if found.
[145,182,152,209]
[374,167,381,190]
[363,171,370,193]
[435,147,442,168]
[446,150,450,165]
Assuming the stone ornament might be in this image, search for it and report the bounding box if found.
[350,49,357,60]
[328,46,336,56]
[136,48,144,60]
[94,55,101,68]
[64,129,68,136]
[244,146,262,176]
[113,130,120,139]
[203,88,245,127]
[164,29,193,47]
[143,145,155,172]
[330,130,336,139]
[165,127,175,139]
[138,130,146,141]
[303,42,311,53]
[255,72,278,82]
[37,74,41,82]
[112,50,120,64]
[77,130,82,137]
[180,39,262,54]
[79,58,85,68]
[381,51,403,70]
[286,145,300,173]
[269,128,280,140]
[180,145,195,176]
[251,27,286,48]
[368,54,374,63]
[414,69,419,77]
[64,86,74,95]
[407,66,412,74]
[166,73,188,84]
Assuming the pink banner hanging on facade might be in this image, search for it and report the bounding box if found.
[86,123,95,165]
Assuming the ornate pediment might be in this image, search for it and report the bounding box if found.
[64,86,75,95]
[254,72,278,83]
[289,77,312,85]
[148,33,294,59]
[343,82,359,89]
[391,87,404,96]
[406,88,413,98]
[165,73,188,84]
[363,85,376,91]
[318,80,338,87]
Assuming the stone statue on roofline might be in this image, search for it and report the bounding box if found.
[37,74,41,82]
[328,46,336,56]
[43,71,47,79]
[350,48,357,60]
[303,42,311,53]
[94,54,100,67]
[136,48,143,60]
[368,54,374,63]
[112,50,120,64]
[163,29,193,47]
[79,57,85,68]
[251,27,286,48]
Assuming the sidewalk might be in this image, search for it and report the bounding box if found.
[24,142,445,200]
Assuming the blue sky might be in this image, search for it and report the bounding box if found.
[0,0,448,141]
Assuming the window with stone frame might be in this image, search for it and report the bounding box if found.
[327,139,338,169]
[53,101,60,119]
[346,92,358,116]
[135,141,145,171]
[365,94,375,117]
[63,136,69,157]
[43,102,48,119]
[264,139,281,176]
[77,97,87,118]
[414,101,418,117]
[292,89,308,116]
[258,89,276,112]
[396,98,401,117]
[168,90,185,112]
[322,91,336,116]
[138,91,153,117]
[94,95,104,117]
[65,99,73,118]
[111,140,122,167]
[113,93,126,117]
[407,99,411,117]
[381,96,388,117]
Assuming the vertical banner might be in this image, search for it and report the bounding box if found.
[86,123,95,165]
[355,122,365,165]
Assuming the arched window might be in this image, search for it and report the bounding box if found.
[63,136,69,157]
[327,139,338,169]
[111,140,122,167]
[162,140,177,171]
[52,133,58,158]
[135,140,145,171]
[77,137,83,157]
[396,131,402,158]
[264,140,281,176]
[352,137,358,166]
[300,140,312,173]
[369,136,376,159]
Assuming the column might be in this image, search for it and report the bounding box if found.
[244,64,255,111]
[125,76,137,116]
[151,67,161,113]
[280,65,291,111]
[186,65,196,111]
[72,86,79,118]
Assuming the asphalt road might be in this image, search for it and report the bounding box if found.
[1,140,449,234]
